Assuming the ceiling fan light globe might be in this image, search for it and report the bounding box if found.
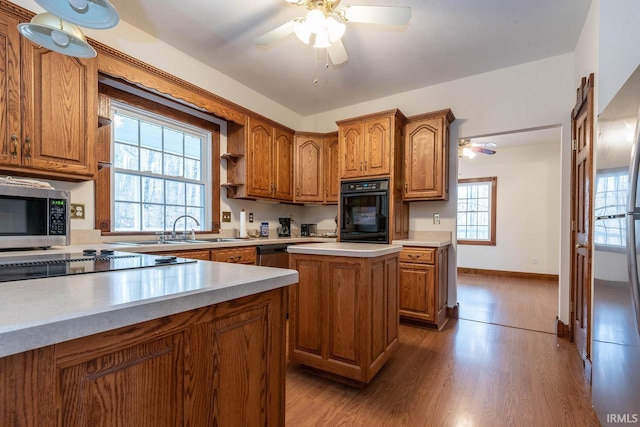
[51,28,70,47]
[68,0,88,12]
[462,147,476,159]
[313,30,331,49]
[326,17,345,42]
[293,20,311,44]
[306,9,325,34]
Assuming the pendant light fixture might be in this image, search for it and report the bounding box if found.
[17,0,120,59]
[34,0,119,29]
[17,13,97,58]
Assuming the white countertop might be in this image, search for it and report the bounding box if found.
[0,259,298,358]
[391,239,451,248]
[287,242,402,257]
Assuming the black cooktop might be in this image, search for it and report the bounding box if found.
[0,249,196,283]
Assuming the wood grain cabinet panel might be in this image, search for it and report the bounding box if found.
[0,13,97,181]
[324,133,339,203]
[155,249,212,261]
[274,127,293,200]
[289,252,399,385]
[211,246,256,264]
[403,109,454,201]
[293,131,339,204]
[247,117,274,199]
[0,288,286,426]
[399,246,449,330]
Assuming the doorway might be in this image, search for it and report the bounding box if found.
[456,127,562,333]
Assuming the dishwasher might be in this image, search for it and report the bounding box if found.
[256,243,293,268]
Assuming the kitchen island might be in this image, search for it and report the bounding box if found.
[0,254,297,426]
[287,242,402,386]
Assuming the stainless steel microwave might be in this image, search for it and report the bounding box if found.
[0,185,70,249]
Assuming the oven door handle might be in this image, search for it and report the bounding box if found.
[341,190,388,197]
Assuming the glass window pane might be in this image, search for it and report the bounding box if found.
[142,177,164,204]
[114,173,140,202]
[142,204,165,231]
[164,153,184,177]
[184,158,201,180]
[114,202,140,231]
[114,143,139,170]
[186,183,203,207]
[164,128,183,155]
[140,122,162,150]
[114,114,139,145]
[166,180,185,205]
[166,206,185,232]
[185,135,201,159]
[140,148,162,174]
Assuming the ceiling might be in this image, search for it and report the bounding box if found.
[108,0,591,116]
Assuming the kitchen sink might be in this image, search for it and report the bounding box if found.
[111,238,249,246]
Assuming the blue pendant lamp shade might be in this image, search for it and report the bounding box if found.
[17,13,96,58]
[35,0,119,29]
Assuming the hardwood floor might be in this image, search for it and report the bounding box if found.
[285,274,599,426]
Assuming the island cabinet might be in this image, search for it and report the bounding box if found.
[0,13,97,181]
[288,249,400,386]
[399,246,449,330]
[336,109,405,180]
[223,116,293,202]
[293,131,339,204]
[403,109,455,201]
[0,287,287,426]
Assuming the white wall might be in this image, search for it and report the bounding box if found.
[457,140,561,275]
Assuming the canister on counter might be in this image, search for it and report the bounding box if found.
[260,221,269,237]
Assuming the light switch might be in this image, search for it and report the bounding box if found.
[433,213,440,225]
[222,211,231,222]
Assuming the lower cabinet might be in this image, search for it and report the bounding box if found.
[288,252,399,385]
[156,249,212,260]
[0,288,286,426]
[399,246,449,330]
[211,246,256,264]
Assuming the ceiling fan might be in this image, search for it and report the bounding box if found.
[458,139,497,158]
[254,0,411,65]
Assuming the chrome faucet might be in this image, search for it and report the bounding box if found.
[171,215,200,240]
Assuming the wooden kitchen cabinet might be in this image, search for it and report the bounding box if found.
[0,12,97,181]
[293,131,339,204]
[399,246,449,330]
[223,116,293,202]
[155,249,212,261]
[0,288,286,426]
[337,109,405,180]
[211,246,256,265]
[403,109,455,201]
[288,252,399,385]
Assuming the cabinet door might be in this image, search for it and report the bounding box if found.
[156,249,211,261]
[274,127,293,201]
[339,122,364,179]
[211,247,256,264]
[21,43,97,177]
[404,117,447,200]
[363,116,391,177]
[246,118,273,198]
[324,133,339,203]
[399,263,436,322]
[289,258,324,358]
[0,15,20,167]
[294,135,323,203]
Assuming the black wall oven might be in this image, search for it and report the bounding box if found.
[340,178,389,243]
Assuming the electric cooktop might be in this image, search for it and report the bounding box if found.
[0,249,196,283]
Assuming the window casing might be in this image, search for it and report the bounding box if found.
[457,177,497,245]
[111,102,211,233]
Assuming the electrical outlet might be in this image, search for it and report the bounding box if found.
[433,213,440,225]
[222,211,231,222]
[249,212,254,223]
[70,203,85,219]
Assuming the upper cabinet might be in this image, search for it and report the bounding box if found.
[0,14,97,181]
[337,109,405,180]
[403,109,455,201]
[293,131,338,204]
[223,115,294,202]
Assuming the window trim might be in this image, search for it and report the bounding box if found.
[457,177,497,246]
[95,82,220,235]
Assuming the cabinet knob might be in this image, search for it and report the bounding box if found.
[408,254,421,259]
[10,134,18,158]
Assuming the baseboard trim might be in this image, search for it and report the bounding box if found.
[457,267,559,282]
[555,317,571,339]
[447,303,459,320]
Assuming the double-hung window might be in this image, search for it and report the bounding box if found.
[111,101,211,233]
[594,168,627,248]
[457,177,497,245]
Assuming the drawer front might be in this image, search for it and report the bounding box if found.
[399,247,435,264]
[211,247,256,264]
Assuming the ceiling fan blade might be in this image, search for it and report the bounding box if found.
[340,5,411,26]
[327,40,348,65]
[254,19,297,46]
[471,147,496,155]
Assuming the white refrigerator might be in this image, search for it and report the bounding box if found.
[593,66,640,425]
